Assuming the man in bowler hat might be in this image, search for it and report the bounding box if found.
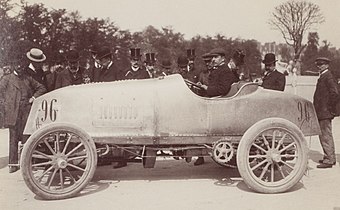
[124,48,150,80]
[0,59,46,173]
[313,57,339,168]
[155,59,172,77]
[93,47,120,82]
[261,53,286,91]
[54,50,91,89]
[178,49,199,84]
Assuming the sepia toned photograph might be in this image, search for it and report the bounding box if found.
[0,0,339,209]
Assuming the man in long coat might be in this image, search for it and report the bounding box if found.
[313,57,339,168]
[0,61,46,173]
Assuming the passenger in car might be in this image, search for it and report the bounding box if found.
[198,48,239,97]
[261,53,286,91]
[229,49,245,81]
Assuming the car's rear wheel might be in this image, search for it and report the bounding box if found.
[237,118,308,193]
[21,123,97,200]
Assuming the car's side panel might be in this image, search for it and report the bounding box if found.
[24,74,320,141]
[208,88,320,136]
[24,79,157,137]
[155,76,208,136]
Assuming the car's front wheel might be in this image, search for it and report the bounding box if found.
[237,118,308,193]
[21,123,97,200]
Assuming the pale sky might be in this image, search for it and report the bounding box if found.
[15,0,340,48]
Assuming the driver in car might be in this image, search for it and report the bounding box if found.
[199,48,239,97]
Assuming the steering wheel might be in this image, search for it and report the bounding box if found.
[184,79,205,90]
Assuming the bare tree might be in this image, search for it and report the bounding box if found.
[269,0,324,61]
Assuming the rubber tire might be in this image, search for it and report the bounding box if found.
[21,123,97,200]
[237,118,308,194]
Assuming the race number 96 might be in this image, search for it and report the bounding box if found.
[41,99,58,122]
[35,99,58,129]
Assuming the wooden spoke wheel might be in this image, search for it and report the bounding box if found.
[21,123,97,200]
[237,118,308,193]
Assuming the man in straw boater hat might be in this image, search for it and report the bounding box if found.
[313,57,339,168]
[124,48,150,80]
[260,53,285,91]
[0,56,46,173]
[25,48,47,87]
[54,49,90,89]
[92,46,120,82]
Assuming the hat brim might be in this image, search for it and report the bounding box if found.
[262,60,277,65]
[209,53,225,57]
[26,52,46,62]
[98,52,113,60]
[161,65,171,69]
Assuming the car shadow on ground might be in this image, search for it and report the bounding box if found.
[90,158,304,194]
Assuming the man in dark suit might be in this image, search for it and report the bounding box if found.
[144,52,156,78]
[261,53,286,91]
[55,50,91,89]
[92,47,120,82]
[25,48,48,88]
[199,48,239,97]
[0,60,46,173]
[313,57,339,168]
[177,49,200,84]
[123,48,150,80]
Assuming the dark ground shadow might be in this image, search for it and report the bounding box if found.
[91,157,305,194]
[309,149,340,165]
[0,156,8,169]
[92,158,240,182]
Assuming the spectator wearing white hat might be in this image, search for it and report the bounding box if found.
[25,48,47,87]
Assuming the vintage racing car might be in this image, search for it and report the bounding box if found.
[21,74,320,199]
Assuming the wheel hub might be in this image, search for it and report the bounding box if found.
[267,149,281,163]
[52,153,68,169]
